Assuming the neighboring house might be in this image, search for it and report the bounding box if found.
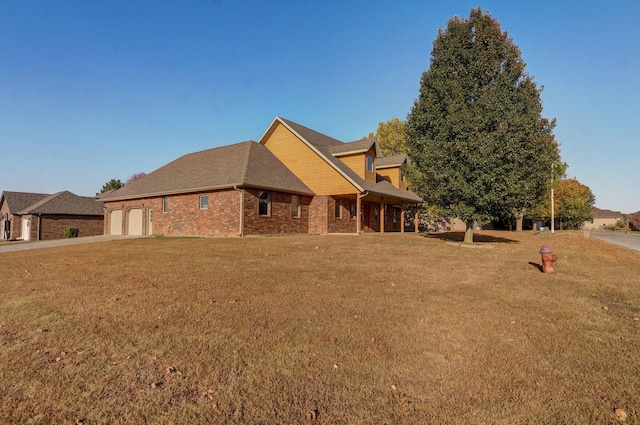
[98,117,423,237]
[0,191,105,241]
[583,207,623,230]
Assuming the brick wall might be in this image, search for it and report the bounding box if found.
[38,215,104,240]
[309,195,328,235]
[104,188,312,237]
[242,189,311,236]
[328,196,357,233]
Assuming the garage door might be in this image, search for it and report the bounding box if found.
[109,210,122,235]
[127,208,143,235]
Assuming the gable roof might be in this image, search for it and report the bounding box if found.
[376,154,408,169]
[98,141,314,202]
[1,191,50,214]
[1,191,103,216]
[328,138,382,158]
[259,117,422,203]
[18,191,104,216]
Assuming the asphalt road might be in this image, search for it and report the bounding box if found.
[589,231,640,254]
[0,235,142,253]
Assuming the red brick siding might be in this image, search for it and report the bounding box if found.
[104,191,241,237]
[39,215,104,240]
[328,196,357,233]
[242,189,311,236]
[309,195,329,235]
[103,189,312,237]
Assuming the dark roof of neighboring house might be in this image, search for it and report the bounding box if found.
[264,117,423,203]
[1,191,50,213]
[19,191,104,216]
[98,141,314,202]
[591,207,623,219]
[1,191,103,216]
[376,154,407,169]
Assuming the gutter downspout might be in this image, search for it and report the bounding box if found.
[37,214,41,241]
[357,191,369,234]
[233,185,244,237]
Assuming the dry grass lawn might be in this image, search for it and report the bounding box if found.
[1,231,639,424]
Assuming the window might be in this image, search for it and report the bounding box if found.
[366,154,374,172]
[200,195,209,210]
[334,198,342,219]
[258,191,271,217]
[349,200,356,219]
[291,195,301,219]
[162,196,169,213]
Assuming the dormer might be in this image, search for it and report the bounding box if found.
[376,154,408,190]
[329,138,382,183]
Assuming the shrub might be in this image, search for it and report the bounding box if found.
[64,227,79,238]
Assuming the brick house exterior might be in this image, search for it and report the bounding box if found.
[1,191,104,241]
[98,117,422,237]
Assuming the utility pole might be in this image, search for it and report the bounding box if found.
[551,163,555,234]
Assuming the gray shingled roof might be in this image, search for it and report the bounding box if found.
[376,154,407,169]
[1,191,103,216]
[19,191,104,216]
[327,138,381,157]
[99,141,314,202]
[1,191,50,213]
[271,118,422,203]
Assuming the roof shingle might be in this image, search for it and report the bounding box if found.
[99,141,313,202]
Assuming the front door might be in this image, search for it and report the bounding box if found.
[21,218,31,241]
[362,204,370,230]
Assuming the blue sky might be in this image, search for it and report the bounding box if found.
[1,1,639,213]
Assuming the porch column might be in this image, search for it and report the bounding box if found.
[379,197,385,234]
[414,204,419,233]
[356,195,361,234]
[400,202,405,233]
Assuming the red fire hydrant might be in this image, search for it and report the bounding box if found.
[539,245,558,274]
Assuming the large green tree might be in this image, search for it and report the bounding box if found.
[376,118,408,156]
[98,178,124,195]
[541,177,595,230]
[406,7,560,242]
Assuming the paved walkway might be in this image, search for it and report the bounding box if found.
[0,235,143,253]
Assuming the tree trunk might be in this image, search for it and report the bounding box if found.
[516,213,524,232]
[464,221,474,244]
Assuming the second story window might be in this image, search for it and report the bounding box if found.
[366,154,374,172]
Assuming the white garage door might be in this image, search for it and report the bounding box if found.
[127,208,143,235]
[109,210,123,235]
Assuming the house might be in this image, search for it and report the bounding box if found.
[0,191,105,241]
[98,117,423,237]
[583,207,624,230]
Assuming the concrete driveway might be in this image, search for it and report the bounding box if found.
[589,231,640,254]
[0,235,143,253]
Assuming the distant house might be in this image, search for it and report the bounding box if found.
[98,117,423,237]
[0,191,104,241]
[583,207,623,230]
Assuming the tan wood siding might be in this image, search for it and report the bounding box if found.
[364,146,376,182]
[338,153,366,179]
[377,167,401,188]
[263,124,358,195]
